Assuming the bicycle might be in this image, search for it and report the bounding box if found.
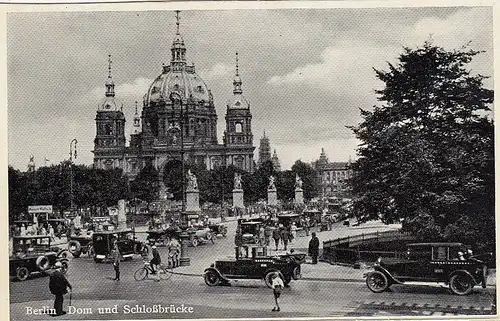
[134,261,173,281]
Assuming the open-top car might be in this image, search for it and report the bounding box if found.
[184,225,214,247]
[10,235,69,281]
[92,228,146,263]
[146,227,182,246]
[204,245,306,288]
[365,242,492,295]
[207,222,228,238]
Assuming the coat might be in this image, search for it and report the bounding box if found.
[49,270,71,295]
[308,236,320,256]
[151,249,161,265]
[272,228,281,240]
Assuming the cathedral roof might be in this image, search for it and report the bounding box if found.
[144,11,212,106]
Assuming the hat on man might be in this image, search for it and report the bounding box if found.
[54,261,62,269]
[152,245,157,249]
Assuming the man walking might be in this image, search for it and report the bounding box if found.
[49,262,72,316]
[308,232,320,264]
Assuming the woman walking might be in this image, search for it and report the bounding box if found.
[271,273,284,312]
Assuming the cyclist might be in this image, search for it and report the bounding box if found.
[150,245,161,274]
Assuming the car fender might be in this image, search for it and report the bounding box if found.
[448,269,479,285]
[204,267,229,282]
[373,265,404,285]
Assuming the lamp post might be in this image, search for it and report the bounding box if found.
[69,139,78,215]
[169,92,185,213]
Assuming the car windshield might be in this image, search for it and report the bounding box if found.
[240,224,257,234]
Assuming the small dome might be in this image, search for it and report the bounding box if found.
[145,66,211,105]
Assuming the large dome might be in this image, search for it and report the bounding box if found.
[145,65,211,105]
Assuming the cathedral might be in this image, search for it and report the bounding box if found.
[92,12,255,182]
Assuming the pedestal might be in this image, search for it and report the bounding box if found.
[117,199,127,229]
[179,235,191,266]
[185,190,201,212]
[232,189,244,209]
[294,188,304,204]
[267,188,278,206]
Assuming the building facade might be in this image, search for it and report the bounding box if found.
[92,13,255,182]
[312,148,352,197]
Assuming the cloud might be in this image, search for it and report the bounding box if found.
[200,63,234,82]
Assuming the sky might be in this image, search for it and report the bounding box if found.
[7,6,493,171]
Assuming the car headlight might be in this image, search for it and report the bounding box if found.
[377,257,382,263]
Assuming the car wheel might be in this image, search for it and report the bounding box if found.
[284,275,292,286]
[292,266,301,280]
[366,271,389,293]
[36,255,50,271]
[87,244,94,257]
[204,270,220,286]
[191,237,199,247]
[449,274,474,295]
[16,267,29,281]
[68,240,81,257]
[60,261,69,274]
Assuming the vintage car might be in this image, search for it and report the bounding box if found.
[9,235,69,281]
[365,242,492,295]
[277,213,301,228]
[301,210,322,227]
[238,221,263,245]
[204,246,306,288]
[68,231,94,257]
[92,229,146,263]
[146,227,183,246]
[207,223,228,238]
[184,225,214,247]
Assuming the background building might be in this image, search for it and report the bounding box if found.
[312,148,352,197]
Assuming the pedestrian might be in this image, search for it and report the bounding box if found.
[49,225,55,241]
[304,217,310,236]
[272,225,281,251]
[56,223,62,239]
[281,228,290,251]
[271,272,284,312]
[290,222,297,241]
[168,238,181,268]
[264,225,272,246]
[112,239,121,281]
[259,225,265,246]
[49,262,72,316]
[308,232,320,264]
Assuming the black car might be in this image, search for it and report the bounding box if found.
[10,235,69,281]
[204,245,306,288]
[92,229,145,263]
[365,242,492,295]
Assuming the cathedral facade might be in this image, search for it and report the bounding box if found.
[92,13,255,182]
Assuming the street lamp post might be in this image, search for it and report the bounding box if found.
[169,92,185,213]
[69,139,78,215]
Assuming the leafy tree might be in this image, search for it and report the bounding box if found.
[350,41,494,251]
[129,161,159,209]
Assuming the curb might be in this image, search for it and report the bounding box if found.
[301,277,364,283]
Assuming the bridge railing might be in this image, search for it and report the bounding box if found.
[322,230,416,266]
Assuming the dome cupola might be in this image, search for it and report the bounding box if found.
[144,11,212,106]
[227,52,250,109]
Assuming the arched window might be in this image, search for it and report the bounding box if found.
[235,123,243,133]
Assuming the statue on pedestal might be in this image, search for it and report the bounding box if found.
[234,173,242,190]
[187,169,198,190]
[268,176,276,190]
[295,174,303,189]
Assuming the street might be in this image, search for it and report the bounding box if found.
[9,218,496,320]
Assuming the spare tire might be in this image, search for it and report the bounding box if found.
[36,255,50,271]
[68,240,82,257]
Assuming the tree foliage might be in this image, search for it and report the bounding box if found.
[349,42,494,251]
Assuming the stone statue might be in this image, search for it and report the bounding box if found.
[268,176,276,190]
[234,173,242,190]
[295,174,303,189]
[187,169,198,190]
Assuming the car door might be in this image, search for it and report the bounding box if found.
[402,246,434,281]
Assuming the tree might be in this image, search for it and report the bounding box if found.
[130,162,159,208]
[350,41,494,251]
